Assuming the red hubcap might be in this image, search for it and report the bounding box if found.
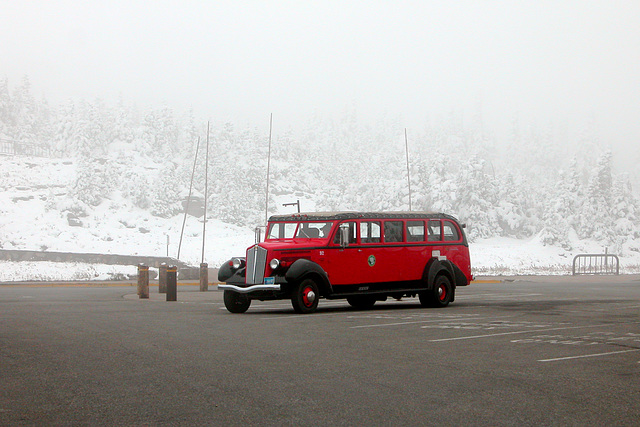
[438,284,447,301]
[302,286,316,307]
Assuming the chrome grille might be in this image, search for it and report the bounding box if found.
[245,245,267,285]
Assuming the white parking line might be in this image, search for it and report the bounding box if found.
[539,348,640,362]
[428,324,622,342]
[350,315,513,329]
[253,303,351,319]
[458,293,543,300]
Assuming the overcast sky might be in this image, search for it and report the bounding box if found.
[2,1,640,152]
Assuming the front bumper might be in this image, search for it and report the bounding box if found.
[217,283,282,293]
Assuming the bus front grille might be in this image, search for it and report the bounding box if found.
[246,245,267,285]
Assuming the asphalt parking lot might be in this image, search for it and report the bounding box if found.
[2,275,639,425]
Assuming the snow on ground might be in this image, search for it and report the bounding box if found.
[471,235,640,276]
[0,156,254,281]
[2,155,640,281]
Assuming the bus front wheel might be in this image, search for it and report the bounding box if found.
[291,278,319,314]
[223,290,251,313]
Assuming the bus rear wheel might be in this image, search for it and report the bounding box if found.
[223,290,251,313]
[291,278,319,314]
[419,275,453,308]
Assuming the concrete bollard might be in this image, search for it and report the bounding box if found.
[159,263,168,294]
[166,265,177,302]
[200,262,208,292]
[137,264,149,299]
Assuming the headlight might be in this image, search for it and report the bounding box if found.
[269,258,280,270]
[232,258,243,269]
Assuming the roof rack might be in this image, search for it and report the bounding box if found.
[268,211,459,222]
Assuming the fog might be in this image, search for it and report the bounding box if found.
[2,1,639,164]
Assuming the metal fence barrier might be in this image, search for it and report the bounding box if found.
[572,254,620,275]
[0,138,50,157]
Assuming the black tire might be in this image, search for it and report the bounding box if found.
[223,290,251,313]
[346,295,377,310]
[419,275,453,308]
[291,278,320,314]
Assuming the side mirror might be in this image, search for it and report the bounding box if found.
[339,224,350,248]
[255,226,264,243]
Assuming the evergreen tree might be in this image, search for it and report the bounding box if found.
[151,163,183,218]
[53,101,77,156]
[540,157,582,249]
[144,107,179,157]
[494,172,530,238]
[11,76,38,146]
[453,155,498,241]
[0,77,11,139]
[610,176,640,251]
[580,151,613,241]
[73,155,105,206]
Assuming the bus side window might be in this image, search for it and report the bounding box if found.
[333,221,357,244]
[384,221,403,243]
[406,221,425,242]
[443,221,460,241]
[360,221,381,244]
[427,220,442,242]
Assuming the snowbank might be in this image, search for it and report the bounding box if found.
[470,235,640,276]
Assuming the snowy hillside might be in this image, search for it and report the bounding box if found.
[0,156,254,273]
[1,155,639,282]
[2,79,640,281]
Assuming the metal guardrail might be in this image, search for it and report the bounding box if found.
[0,249,188,269]
[572,254,620,275]
[0,138,50,157]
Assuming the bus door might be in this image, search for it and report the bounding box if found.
[324,221,358,286]
[325,220,387,286]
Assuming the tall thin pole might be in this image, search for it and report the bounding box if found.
[404,128,412,211]
[177,136,200,260]
[201,121,210,264]
[265,113,273,225]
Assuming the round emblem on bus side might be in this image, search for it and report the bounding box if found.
[368,255,376,267]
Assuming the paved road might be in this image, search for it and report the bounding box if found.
[1,276,639,425]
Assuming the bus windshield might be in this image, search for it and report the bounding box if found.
[267,222,333,240]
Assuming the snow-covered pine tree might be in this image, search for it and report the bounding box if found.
[453,155,498,241]
[144,107,179,158]
[0,77,11,139]
[11,76,38,146]
[540,157,583,249]
[73,155,103,207]
[151,163,183,218]
[580,151,614,242]
[610,175,640,251]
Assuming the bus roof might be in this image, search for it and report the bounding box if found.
[268,211,462,223]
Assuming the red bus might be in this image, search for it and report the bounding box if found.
[218,212,472,314]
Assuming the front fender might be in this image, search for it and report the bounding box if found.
[218,259,245,283]
[218,260,235,282]
[285,259,331,294]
